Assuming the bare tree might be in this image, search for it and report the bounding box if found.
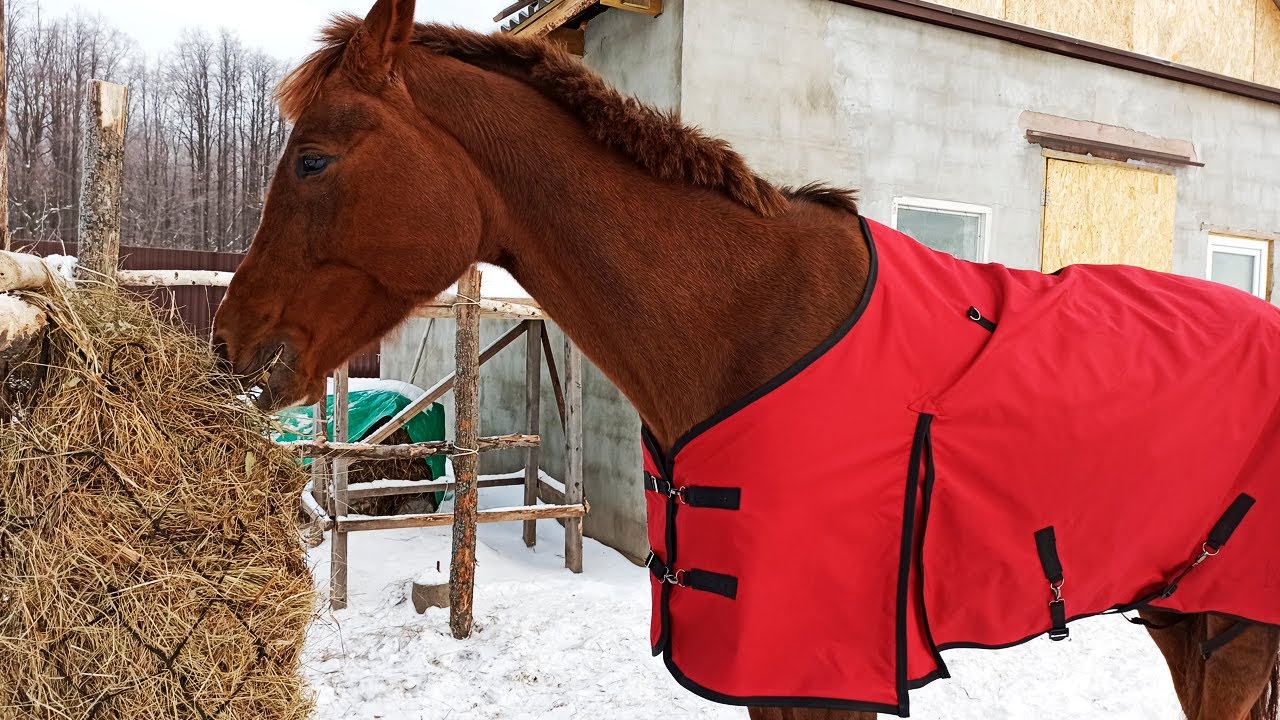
[5,5,287,252]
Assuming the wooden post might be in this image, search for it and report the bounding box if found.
[523,320,544,547]
[563,338,584,573]
[76,80,128,282]
[449,267,482,639]
[310,397,330,514]
[329,366,351,610]
[0,0,9,252]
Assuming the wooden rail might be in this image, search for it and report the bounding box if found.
[287,434,540,460]
[338,503,588,533]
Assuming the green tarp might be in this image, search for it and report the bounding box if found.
[275,383,446,480]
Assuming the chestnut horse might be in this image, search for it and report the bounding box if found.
[211,0,1280,717]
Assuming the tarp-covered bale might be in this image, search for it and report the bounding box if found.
[0,285,315,720]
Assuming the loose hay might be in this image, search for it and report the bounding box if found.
[0,284,315,720]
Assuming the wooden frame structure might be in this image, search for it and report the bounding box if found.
[0,79,588,640]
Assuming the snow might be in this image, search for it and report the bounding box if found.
[325,377,429,401]
[302,484,1181,720]
[445,264,531,300]
[41,254,78,282]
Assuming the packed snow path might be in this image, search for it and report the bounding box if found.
[302,485,1181,719]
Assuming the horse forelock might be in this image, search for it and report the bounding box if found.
[275,18,859,218]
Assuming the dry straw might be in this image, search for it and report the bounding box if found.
[0,283,315,720]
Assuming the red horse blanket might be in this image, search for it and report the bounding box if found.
[641,217,1280,716]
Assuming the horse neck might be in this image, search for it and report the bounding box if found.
[409,60,870,450]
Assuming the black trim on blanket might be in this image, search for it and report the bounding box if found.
[658,216,879,462]
[893,413,932,714]
[915,421,951,680]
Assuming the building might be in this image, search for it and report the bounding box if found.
[381,0,1280,561]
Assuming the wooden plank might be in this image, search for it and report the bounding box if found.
[288,435,540,460]
[116,269,235,287]
[346,476,523,501]
[928,0,1005,17]
[563,339,585,574]
[542,329,568,432]
[508,0,595,37]
[363,321,531,445]
[413,294,545,321]
[309,398,330,513]
[450,267,482,640]
[1005,0,1134,50]
[0,251,55,292]
[0,0,8,251]
[523,321,544,547]
[600,0,663,16]
[495,0,536,22]
[0,295,47,358]
[538,478,567,507]
[1257,0,1280,88]
[1040,157,1177,274]
[1133,0,1256,80]
[77,80,128,282]
[329,364,351,611]
[338,504,588,533]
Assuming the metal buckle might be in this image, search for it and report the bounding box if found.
[664,569,686,587]
[1050,579,1064,603]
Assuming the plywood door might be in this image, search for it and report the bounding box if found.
[1040,157,1177,273]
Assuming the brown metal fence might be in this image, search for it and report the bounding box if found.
[16,242,381,377]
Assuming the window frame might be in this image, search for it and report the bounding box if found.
[1207,233,1271,300]
[891,196,992,263]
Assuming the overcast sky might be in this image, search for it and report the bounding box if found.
[33,0,499,61]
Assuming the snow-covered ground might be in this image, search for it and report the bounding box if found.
[302,483,1181,720]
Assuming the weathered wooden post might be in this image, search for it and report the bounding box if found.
[329,364,351,610]
[310,397,330,524]
[77,80,128,282]
[450,267,482,638]
[0,0,9,252]
[523,320,543,547]
[564,339,584,573]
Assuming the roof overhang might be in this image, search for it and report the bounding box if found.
[497,0,662,37]
[832,0,1280,106]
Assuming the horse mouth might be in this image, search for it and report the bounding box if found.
[233,342,311,412]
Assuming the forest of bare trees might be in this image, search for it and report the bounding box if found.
[6,2,290,252]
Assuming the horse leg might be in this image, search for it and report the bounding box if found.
[747,708,876,720]
[1196,614,1279,720]
[1141,608,1208,716]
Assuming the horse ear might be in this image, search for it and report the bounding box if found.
[350,0,417,75]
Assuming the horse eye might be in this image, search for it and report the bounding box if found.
[297,154,331,178]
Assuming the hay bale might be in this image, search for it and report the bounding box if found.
[0,285,315,720]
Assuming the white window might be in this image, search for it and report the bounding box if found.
[892,197,991,262]
[1207,234,1271,300]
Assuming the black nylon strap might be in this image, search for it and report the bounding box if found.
[1048,600,1069,641]
[1201,620,1250,659]
[687,570,738,600]
[645,551,738,600]
[682,486,742,510]
[646,552,668,579]
[1125,612,1192,631]
[643,472,673,495]
[1207,493,1255,550]
[1034,526,1064,584]
[643,473,741,510]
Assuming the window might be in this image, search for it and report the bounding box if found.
[892,197,991,262]
[1207,234,1271,300]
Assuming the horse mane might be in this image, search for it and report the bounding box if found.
[278,17,859,218]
